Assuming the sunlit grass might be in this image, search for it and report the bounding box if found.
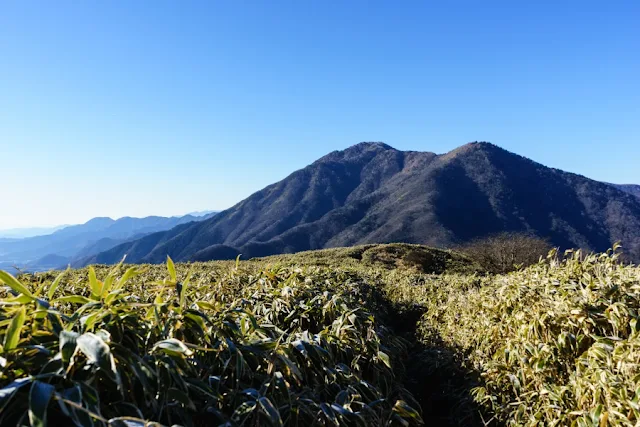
[0,257,421,426]
[1,243,639,426]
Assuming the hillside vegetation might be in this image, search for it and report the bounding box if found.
[611,184,640,199]
[1,243,640,426]
[256,243,480,274]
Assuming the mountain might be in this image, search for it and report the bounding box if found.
[0,225,68,239]
[85,142,640,266]
[26,254,71,272]
[610,184,640,199]
[187,210,218,217]
[0,212,217,272]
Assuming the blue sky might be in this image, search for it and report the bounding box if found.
[1,1,638,228]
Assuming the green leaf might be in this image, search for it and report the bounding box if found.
[591,404,603,423]
[3,306,26,351]
[60,330,79,364]
[392,400,422,421]
[76,333,120,384]
[102,275,115,298]
[81,311,107,331]
[108,417,148,427]
[88,267,102,300]
[0,270,34,299]
[258,396,283,426]
[231,401,257,423]
[167,256,176,282]
[108,255,127,277]
[104,290,123,305]
[29,381,55,427]
[115,267,138,291]
[377,351,392,369]
[320,403,338,425]
[179,280,188,309]
[48,267,69,300]
[3,294,33,304]
[152,338,193,357]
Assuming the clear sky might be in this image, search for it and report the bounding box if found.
[1,1,638,228]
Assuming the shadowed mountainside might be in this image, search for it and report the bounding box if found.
[85,142,640,265]
[611,184,640,199]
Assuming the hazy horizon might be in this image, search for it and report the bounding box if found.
[2,1,638,228]
[0,210,217,231]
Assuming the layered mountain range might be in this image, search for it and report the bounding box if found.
[83,142,640,265]
[0,213,216,271]
[0,225,69,239]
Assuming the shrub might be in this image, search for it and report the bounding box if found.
[458,232,552,273]
[418,246,640,426]
[0,259,422,426]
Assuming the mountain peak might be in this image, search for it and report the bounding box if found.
[461,141,504,152]
[84,217,115,226]
[440,141,513,162]
[316,141,395,164]
[338,141,395,156]
[352,141,393,150]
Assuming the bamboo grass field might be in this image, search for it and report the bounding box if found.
[1,243,640,426]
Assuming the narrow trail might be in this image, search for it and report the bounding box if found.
[361,282,497,426]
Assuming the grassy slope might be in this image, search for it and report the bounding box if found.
[252,243,481,275]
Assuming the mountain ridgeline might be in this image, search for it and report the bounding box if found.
[0,213,216,272]
[85,142,640,265]
[612,184,640,199]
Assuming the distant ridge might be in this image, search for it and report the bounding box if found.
[0,212,217,272]
[609,184,640,199]
[84,141,640,265]
[0,224,69,239]
[186,210,219,217]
